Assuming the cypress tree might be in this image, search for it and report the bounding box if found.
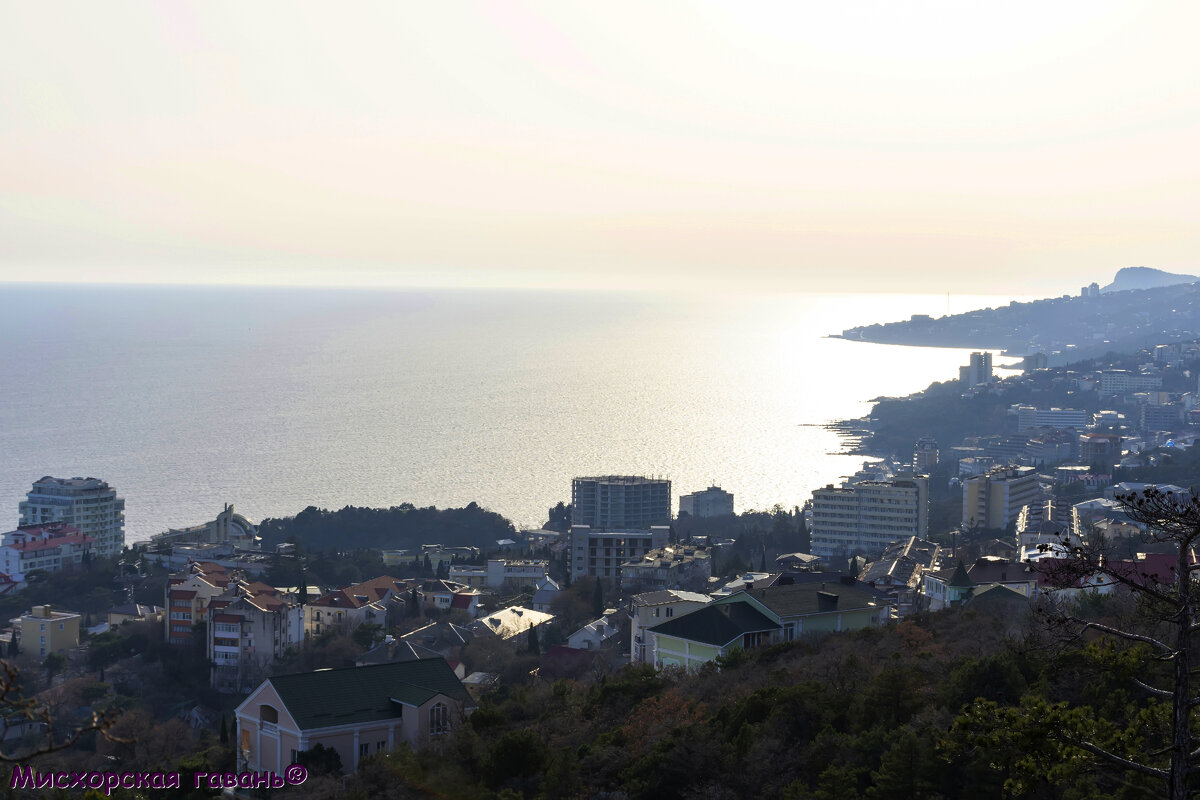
[591,578,604,619]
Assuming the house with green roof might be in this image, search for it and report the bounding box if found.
[647,578,891,672]
[647,596,780,672]
[234,657,474,774]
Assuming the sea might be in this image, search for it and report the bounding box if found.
[0,284,1026,545]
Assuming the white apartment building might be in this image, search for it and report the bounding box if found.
[447,559,548,589]
[19,476,125,557]
[0,523,93,583]
[810,476,929,559]
[1098,371,1163,394]
[570,525,670,582]
[1015,406,1089,433]
[678,486,734,518]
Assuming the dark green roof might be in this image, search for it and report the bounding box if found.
[267,657,473,731]
[949,560,974,588]
[647,601,780,647]
[739,582,885,616]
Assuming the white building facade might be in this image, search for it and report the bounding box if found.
[19,476,125,557]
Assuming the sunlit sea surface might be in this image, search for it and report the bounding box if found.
[0,285,1028,544]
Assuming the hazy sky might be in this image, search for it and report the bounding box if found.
[2,1,1197,294]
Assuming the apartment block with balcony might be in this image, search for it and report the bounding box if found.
[19,476,125,557]
[208,583,303,693]
[165,562,233,646]
[0,523,92,584]
[569,525,670,583]
[809,475,929,559]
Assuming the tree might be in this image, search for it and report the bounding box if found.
[1041,487,1200,799]
[42,652,67,685]
[219,714,228,745]
[0,660,126,761]
[591,577,604,619]
[352,623,383,650]
[295,742,343,776]
[545,502,572,533]
[298,570,310,606]
[527,627,540,655]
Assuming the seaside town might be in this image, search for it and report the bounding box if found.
[7,274,1200,798]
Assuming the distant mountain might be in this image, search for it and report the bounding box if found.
[1101,266,1198,293]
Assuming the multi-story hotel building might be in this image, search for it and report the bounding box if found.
[810,476,929,559]
[19,476,125,557]
[0,523,93,582]
[961,465,1040,531]
[571,476,671,530]
[1015,406,1089,433]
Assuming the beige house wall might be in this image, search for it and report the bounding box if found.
[236,682,468,774]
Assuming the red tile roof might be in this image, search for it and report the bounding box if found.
[9,534,93,552]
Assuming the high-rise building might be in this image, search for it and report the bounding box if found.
[961,466,1039,531]
[571,476,671,530]
[809,475,929,559]
[679,486,734,518]
[958,352,993,386]
[913,436,939,473]
[19,476,125,557]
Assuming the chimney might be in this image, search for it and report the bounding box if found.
[817,591,838,612]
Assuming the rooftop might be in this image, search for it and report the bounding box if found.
[256,658,474,731]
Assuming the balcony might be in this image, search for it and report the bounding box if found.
[261,722,278,735]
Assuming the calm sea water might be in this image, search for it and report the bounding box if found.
[0,285,1022,544]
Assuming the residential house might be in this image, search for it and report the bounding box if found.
[107,603,164,628]
[567,615,621,651]
[303,576,407,638]
[165,562,231,646]
[418,579,476,615]
[530,576,561,613]
[400,621,475,663]
[647,598,780,672]
[356,636,465,677]
[447,559,549,590]
[208,581,303,693]
[619,546,712,593]
[859,536,942,616]
[630,590,711,664]
[647,580,890,671]
[20,605,80,658]
[234,658,475,775]
[467,606,554,646]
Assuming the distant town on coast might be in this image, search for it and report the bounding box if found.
[5,268,1200,797]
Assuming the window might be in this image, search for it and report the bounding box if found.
[359,743,369,758]
[665,608,673,618]
[58,623,64,631]
[377,741,386,751]
[429,703,449,736]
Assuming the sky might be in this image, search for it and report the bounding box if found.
[2,1,1198,295]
